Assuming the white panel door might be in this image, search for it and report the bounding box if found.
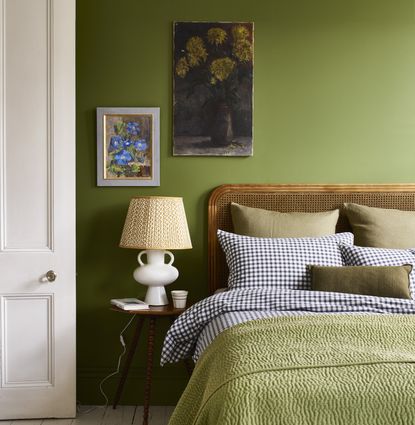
[0,0,75,419]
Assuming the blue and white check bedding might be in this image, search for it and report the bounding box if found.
[161,288,415,365]
[218,230,353,290]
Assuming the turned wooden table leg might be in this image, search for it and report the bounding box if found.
[143,317,156,425]
[113,316,145,409]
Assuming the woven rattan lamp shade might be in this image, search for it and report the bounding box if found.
[119,196,192,250]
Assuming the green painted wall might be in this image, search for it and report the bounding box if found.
[76,0,415,404]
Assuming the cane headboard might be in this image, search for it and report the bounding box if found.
[207,184,415,294]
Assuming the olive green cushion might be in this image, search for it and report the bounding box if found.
[344,203,415,248]
[230,203,339,238]
[310,265,412,299]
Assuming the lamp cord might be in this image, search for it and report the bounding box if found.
[77,314,136,415]
[99,314,136,405]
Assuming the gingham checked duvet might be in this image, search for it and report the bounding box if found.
[160,288,415,365]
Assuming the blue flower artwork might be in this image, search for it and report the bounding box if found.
[126,121,140,136]
[122,139,132,148]
[134,139,148,151]
[109,135,122,152]
[104,114,152,179]
[114,149,133,165]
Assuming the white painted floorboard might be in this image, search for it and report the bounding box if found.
[0,406,175,425]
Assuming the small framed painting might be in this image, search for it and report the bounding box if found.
[96,107,160,186]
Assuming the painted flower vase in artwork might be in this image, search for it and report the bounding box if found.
[210,102,233,146]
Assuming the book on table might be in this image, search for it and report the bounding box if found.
[110,298,150,311]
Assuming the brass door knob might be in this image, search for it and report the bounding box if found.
[46,270,57,282]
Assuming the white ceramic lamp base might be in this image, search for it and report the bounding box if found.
[144,286,168,306]
[133,249,179,306]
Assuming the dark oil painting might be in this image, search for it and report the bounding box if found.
[173,22,253,156]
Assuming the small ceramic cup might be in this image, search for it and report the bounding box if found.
[171,290,188,309]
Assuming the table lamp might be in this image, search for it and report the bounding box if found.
[119,196,192,306]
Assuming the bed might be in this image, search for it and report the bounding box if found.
[162,184,415,425]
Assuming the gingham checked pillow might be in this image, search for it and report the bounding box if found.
[339,243,415,299]
[217,230,354,290]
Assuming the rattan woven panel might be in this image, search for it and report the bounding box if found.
[208,185,415,293]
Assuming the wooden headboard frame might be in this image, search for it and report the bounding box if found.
[207,184,415,294]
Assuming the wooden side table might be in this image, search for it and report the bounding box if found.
[111,304,193,425]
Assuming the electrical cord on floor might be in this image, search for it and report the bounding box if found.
[76,403,103,415]
[76,314,137,415]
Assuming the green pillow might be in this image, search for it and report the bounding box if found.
[344,203,415,248]
[310,265,412,299]
[230,203,339,238]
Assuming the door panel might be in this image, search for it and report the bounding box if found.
[2,295,53,386]
[3,0,51,251]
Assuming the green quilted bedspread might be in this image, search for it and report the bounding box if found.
[169,314,415,425]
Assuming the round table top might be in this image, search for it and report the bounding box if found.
[111,303,190,316]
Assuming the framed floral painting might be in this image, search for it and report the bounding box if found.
[173,22,253,156]
[96,107,160,186]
